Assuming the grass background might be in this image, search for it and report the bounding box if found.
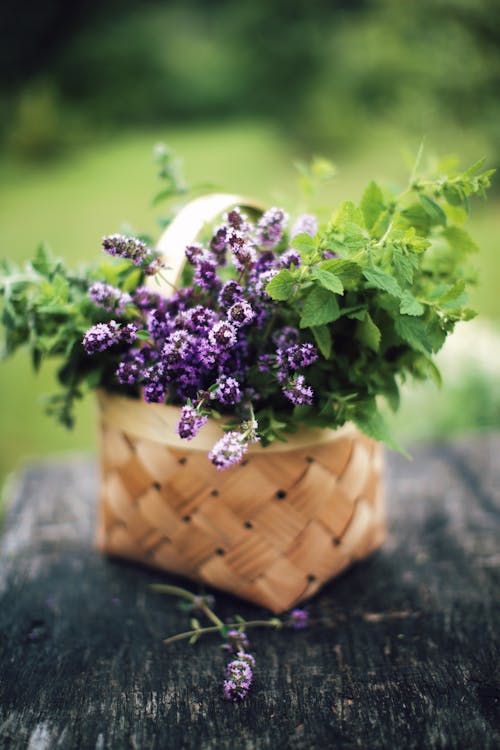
[1,121,499,493]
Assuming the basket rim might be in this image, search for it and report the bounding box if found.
[97,389,358,453]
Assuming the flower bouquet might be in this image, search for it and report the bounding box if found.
[0,148,492,613]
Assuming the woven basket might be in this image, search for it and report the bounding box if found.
[95,194,387,613]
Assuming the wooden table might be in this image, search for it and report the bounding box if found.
[0,435,499,749]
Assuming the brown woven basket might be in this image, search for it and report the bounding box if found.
[95,194,387,613]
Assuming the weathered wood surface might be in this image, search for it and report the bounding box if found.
[0,435,499,750]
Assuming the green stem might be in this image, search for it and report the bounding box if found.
[163,619,282,645]
[150,583,225,629]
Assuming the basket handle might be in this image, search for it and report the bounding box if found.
[150,193,265,298]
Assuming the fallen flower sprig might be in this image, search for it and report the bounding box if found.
[150,582,309,701]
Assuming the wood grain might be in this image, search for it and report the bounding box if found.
[0,435,499,749]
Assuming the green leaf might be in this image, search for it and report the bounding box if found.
[361,181,385,232]
[363,268,401,297]
[291,233,316,253]
[394,315,432,354]
[300,287,340,328]
[441,226,478,256]
[419,194,447,226]
[319,258,362,286]
[463,157,486,178]
[437,280,468,310]
[426,316,447,353]
[392,247,419,286]
[312,268,344,295]
[352,400,408,455]
[400,203,432,234]
[311,325,332,359]
[331,201,365,229]
[356,312,381,352]
[31,244,53,276]
[265,269,296,301]
[136,329,152,341]
[399,290,424,316]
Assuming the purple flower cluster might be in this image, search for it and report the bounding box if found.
[208,431,248,471]
[283,375,315,406]
[291,214,318,239]
[84,204,323,468]
[102,234,162,275]
[289,609,309,630]
[223,653,255,702]
[176,404,208,440]
[224,629,250,653]
[83,321,137,355]
[89,282,131,314]
[257,208,289,248]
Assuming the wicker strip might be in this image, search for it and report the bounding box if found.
[97,400,387,613]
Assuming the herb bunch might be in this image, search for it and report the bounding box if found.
[0,152,493,464]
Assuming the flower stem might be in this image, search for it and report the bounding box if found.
[163,619,282,645]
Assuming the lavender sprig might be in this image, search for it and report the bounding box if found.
[151,582,309,704]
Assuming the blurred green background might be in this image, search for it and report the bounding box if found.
[1,0,499,495]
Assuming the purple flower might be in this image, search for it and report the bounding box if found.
[82,321,135,355]
[133,286,162,310]
[209,321,238,350]
[227,300,255,328]
[102,234,162,275]
[88,282,131,314]
[283,375,314,406]
[212,375,242,406]
[223,657,254,702]
[185,243,205,265]
[256,207,288,248]
[116,357,142,386]
[278,249,301,269]
[228,230,257,271]
[162,330,192,366]
[224,629,250,653]
[272,327,299,349]
[257,354,272,372]
[218,280,244,310]
[322,249,339,260]
[182,305,218,333]
[176,404,208,440]
[224,208,252,235]
[120,323,139,345]
[285,343,318,370]
[209,431,248,470]
[193,253,218,290]
[289,609,309,630]
[291,214,317,239]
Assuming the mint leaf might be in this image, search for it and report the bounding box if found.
[442,226,478,256]
[311,324,332,359]
[331,200,365,228]
[437,280,468,310]
[392,247,419,286]
[291,233,316,254]
[352,400,408,455]
[419,194,447,226]
[312,268,344,295]
[300,287,340,328]
[356,312,381,352]
[363,268,401,297]
[394,315,432,354]
[320,258,363,286]
[265,269,296,301]
[399,290,424,316]
[361,181,385,232]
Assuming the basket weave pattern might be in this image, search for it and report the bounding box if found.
[97,416,386,613]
